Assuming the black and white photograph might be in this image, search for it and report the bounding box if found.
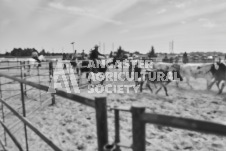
[0,0,226,150]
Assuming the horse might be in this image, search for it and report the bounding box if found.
[207,62,226,94]
[26,55,46,75]
[70,59,114,85]
[139,69,183,96]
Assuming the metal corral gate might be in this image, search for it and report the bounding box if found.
[0,61,108,151]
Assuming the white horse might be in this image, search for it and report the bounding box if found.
[26,55,46,75]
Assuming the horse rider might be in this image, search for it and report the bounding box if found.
[62,53,67,69]
[31,50,41,67]
[72,50,77,60]
[70,50,78,67]
[82,50,85,60]
[129,61,133,78]
[134,62,142,86]
[62,53,66,60]
[89,45,106,68]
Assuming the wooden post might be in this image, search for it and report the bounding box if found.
[95,97,108,151]
[114,110,121,151]
[49,62,55,105]
[0,77,7,146]
[20,62,29,151]
[131,105,146,151]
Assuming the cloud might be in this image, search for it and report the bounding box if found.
[49,2,96,14]
[198,18,217,28]
[0,19,11,32]
[48,2,122,25]
[175,3,186,9]
[1,0,226,53]
[157,8,166,14]
[181,20,187,24]
[119,29,130,34]
[56,0,138,37]
[168,0,188,9]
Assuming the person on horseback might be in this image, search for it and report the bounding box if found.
[62,53,66,60]
[31,50,41,67]
[70,50,77,68]
[81,50,85,60]
[62,53,67,69]
[72,50,77,60]
[89,45,106,68]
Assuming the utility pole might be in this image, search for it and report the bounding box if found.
[172,40,174,54]
[71,42,75,54]
[103,43,105,55]
[169,40,174,54]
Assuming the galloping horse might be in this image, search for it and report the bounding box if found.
[26,55,46,75]
[70,59,114,85]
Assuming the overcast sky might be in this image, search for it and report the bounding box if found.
[0,0,226,54]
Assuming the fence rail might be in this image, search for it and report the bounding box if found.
[0,61,108,151]
[141,112,226,136]
[0,72,95,107]
[0,119,24,151]
[0,98,62,151]
[109,105,226,151]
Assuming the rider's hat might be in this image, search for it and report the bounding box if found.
[94,45,99,48]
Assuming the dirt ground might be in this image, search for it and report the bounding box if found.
[0,66,226,151]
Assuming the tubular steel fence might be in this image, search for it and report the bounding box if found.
[0,60,108,151]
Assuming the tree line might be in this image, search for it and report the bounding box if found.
[2,48,65,57]
[110,45,190,63]
[1,46,192,64]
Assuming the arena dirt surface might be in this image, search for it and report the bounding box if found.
[0,67,226,151]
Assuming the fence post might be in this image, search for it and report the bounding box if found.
[114,109,121,151]
[49,61,55,105]
[20,61,29,151]
[23,61,27,96]
[27,61,31,75]
[95,97,108,151]
[131,105,146,151]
